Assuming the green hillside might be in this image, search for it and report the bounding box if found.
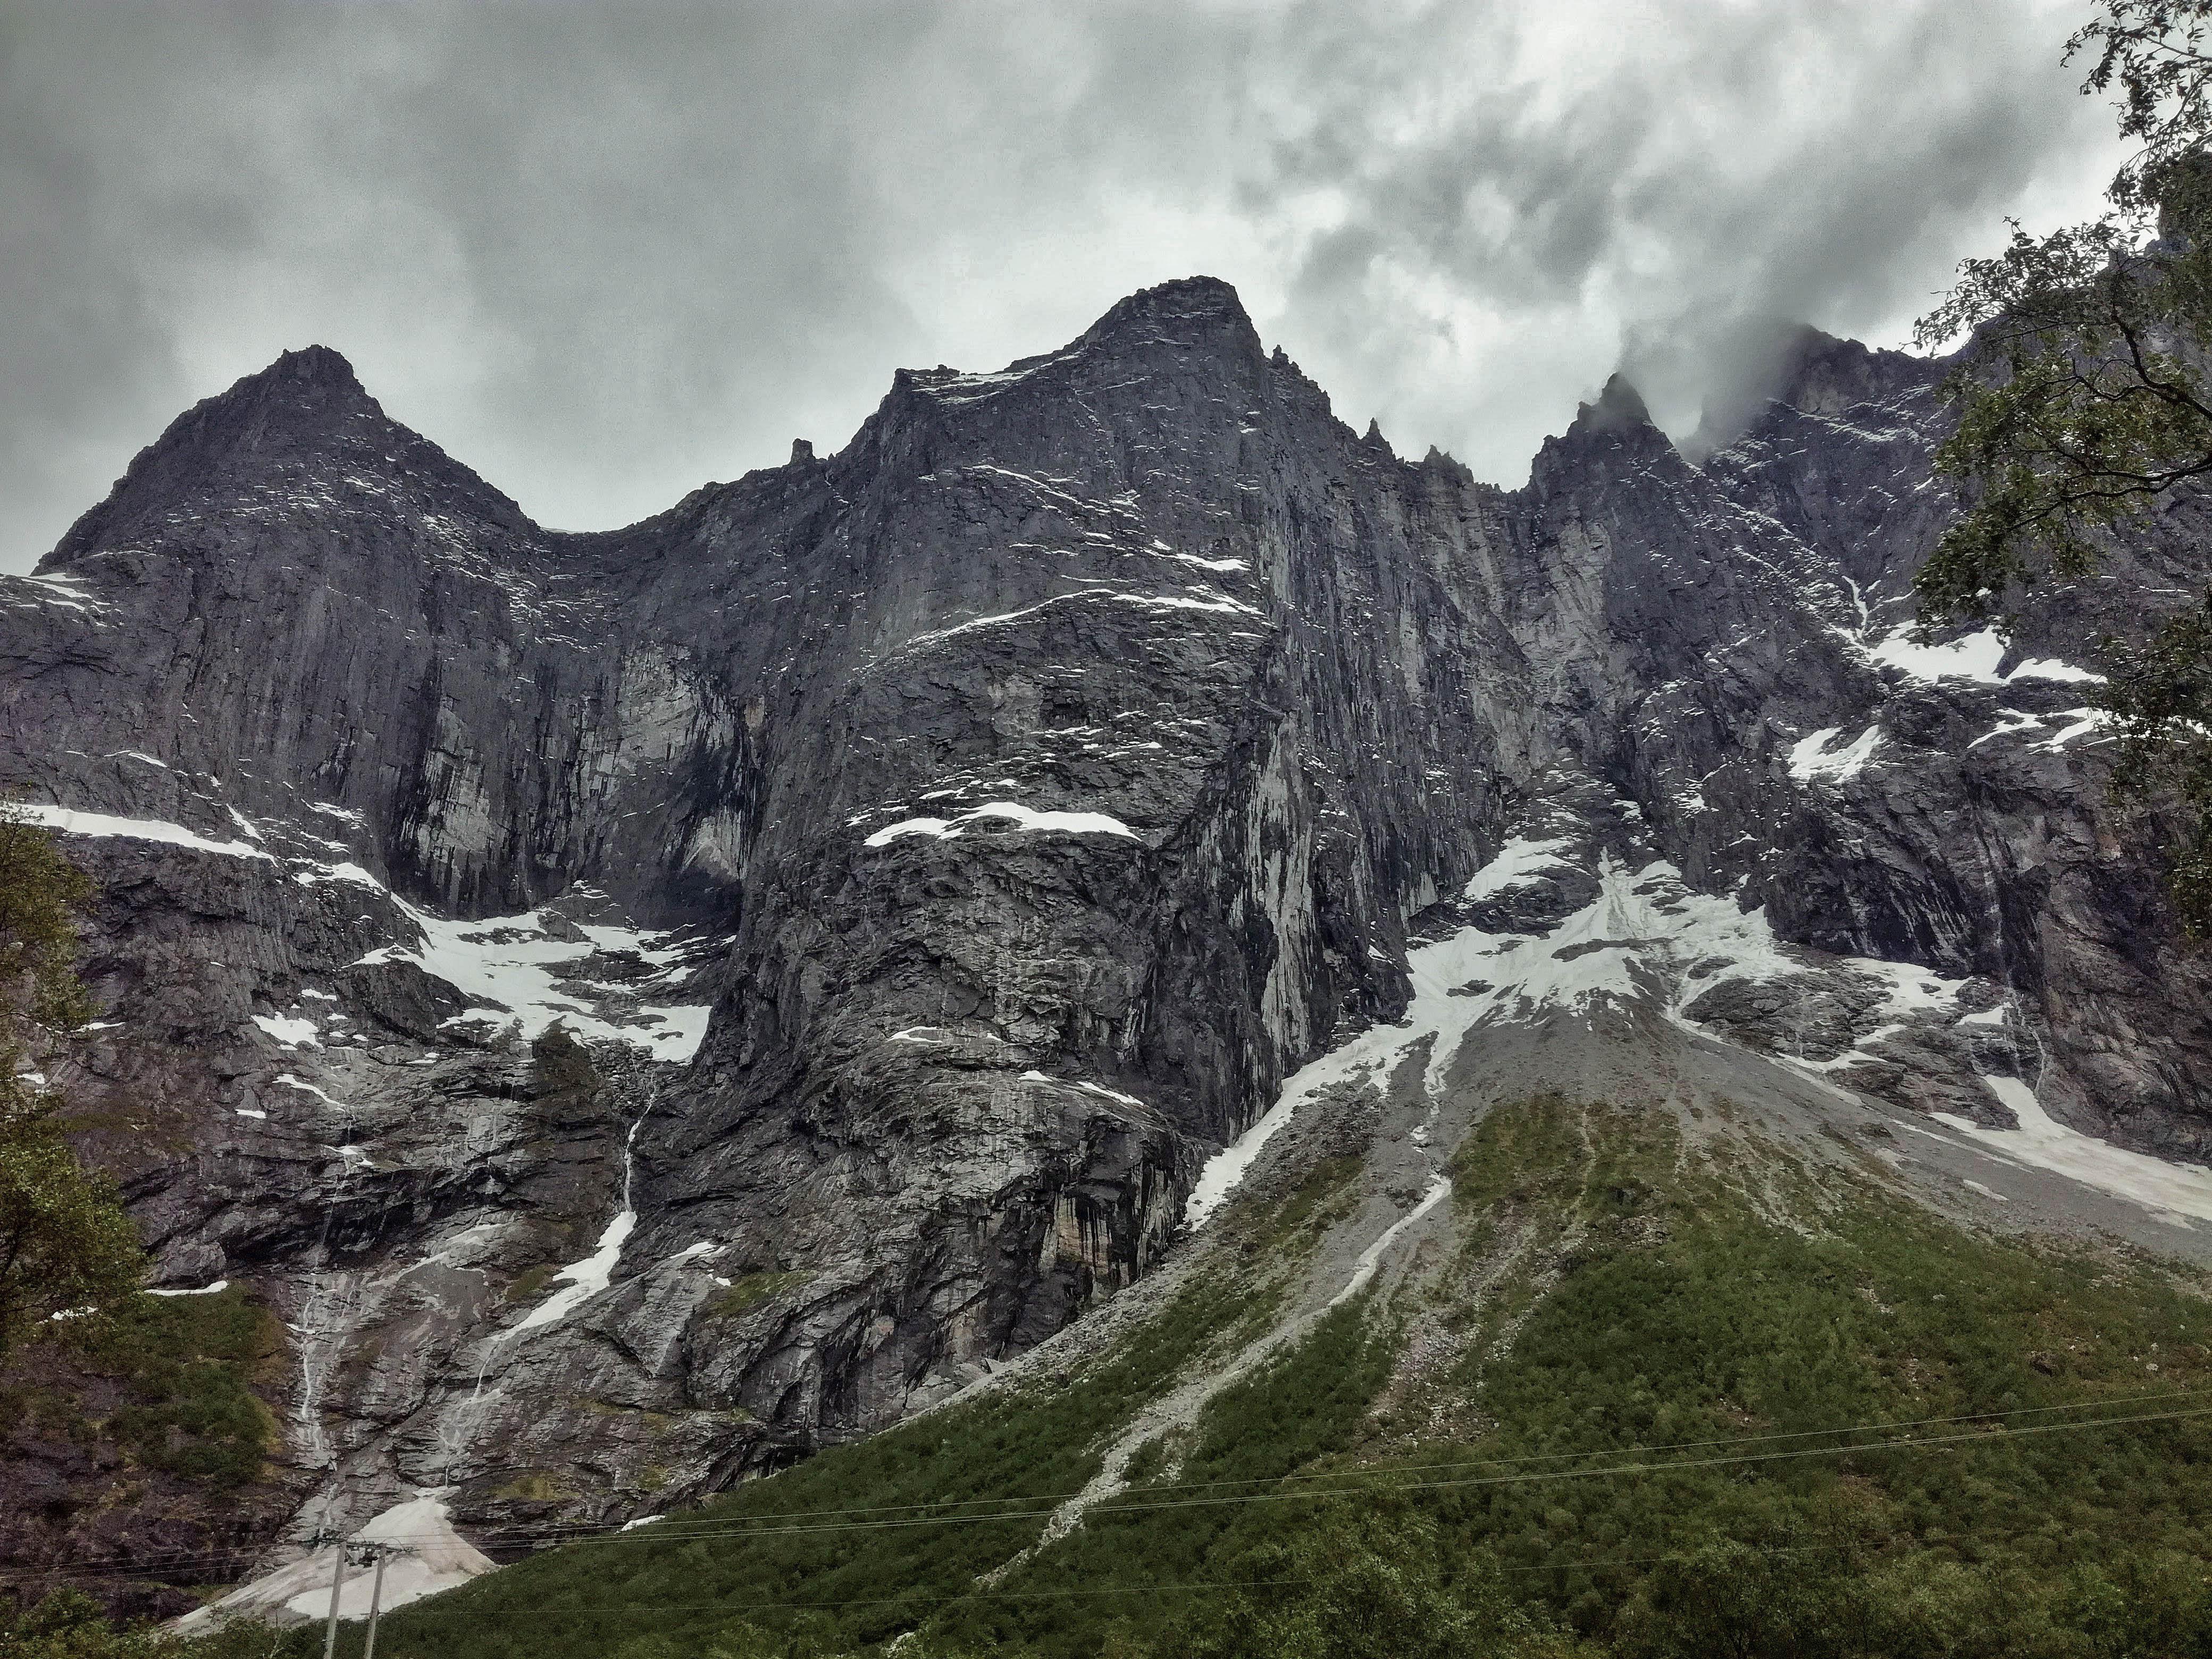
[297,1094,2212,1659]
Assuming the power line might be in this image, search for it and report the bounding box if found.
[490,1379,2212,1538]
[357,1516,2208,1621]
[194,1378,2210,1562]
[457,1402,2212,1546]
[7,1387,2202,1589]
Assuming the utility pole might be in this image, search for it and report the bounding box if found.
[318,1534,346,1659]
[361,1547,390,1659]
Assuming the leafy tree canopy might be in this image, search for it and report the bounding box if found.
[1916,0,2212,932]
[0,803,143,1362]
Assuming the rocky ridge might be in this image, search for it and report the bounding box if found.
[2,278,2208,1614]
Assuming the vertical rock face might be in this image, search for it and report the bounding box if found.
[2,278,2208,1604]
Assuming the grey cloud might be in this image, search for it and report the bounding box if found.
[0,1,2125,570]
[1217,1,2118,470]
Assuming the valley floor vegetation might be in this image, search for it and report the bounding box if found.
[43,1093,2209,1659]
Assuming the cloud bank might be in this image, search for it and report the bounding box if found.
[0,0,2123,569]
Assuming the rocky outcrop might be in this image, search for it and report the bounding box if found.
[2,278,2207,1610]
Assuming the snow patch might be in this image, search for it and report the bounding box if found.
[865,800,1139,848]
[507,1113,649,1336]
[1189,832,1990,1226]
[20,805,274,861]
[1928,1077,2212,1224]
[1867,626,2101,686]
[1789,725,1882,782]
[354,904,713,1061]
[147,1280,230,1297]
[254,1016,321,1049]
[172,1492,495,1633]
[1459,836,1574,902]
[294,861,384,889]
[1866,629,2007,682]
[2038,709,2113,750]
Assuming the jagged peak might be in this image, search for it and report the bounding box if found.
[1766,326,1938,419]
[1525,373,1673,492]
[1422,445,1474,484]
[263,342,367,388]
[157,343,382,435]
[1080,274,1254,341]
[43,344,530,566]
[1685,321,1943,460]
[1574,373,1654,435]
[205,343,387,429]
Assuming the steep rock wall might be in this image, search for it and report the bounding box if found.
[2,277,2207,1610]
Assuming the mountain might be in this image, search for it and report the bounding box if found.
[2,278,2210,1636]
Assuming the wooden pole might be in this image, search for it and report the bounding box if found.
[361,1549,390,1659]
[319,1538,346,1659]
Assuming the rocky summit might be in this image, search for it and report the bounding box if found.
[3,276,2210,1619]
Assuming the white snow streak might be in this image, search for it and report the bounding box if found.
[254,1015,321,1049]
[1931,1077,2212,1225]
[865,800,1139,848]
[1789,725,1882,782]
[21,805,274,861]
[507,1113,650,1335]
[1865,626,2102,686]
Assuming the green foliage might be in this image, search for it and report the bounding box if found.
[1913,181,2212,614]
[703,1271,815,1320]
[2,1284,283,1506]
[2077,0,2212,213]
[0,1590,176,1659]
[502,1263,559,1305]
[1157,1517,1570,1659]
[1225,1154,1365,1259]
[0,1589,309,1659]
[924,1297,1398,1657]
[60,1285,283,1489]
[2104,585,2212,932]
[0,1104,144,1361]
[0,805,144,1361]
[1414,1097,2212,1658]
[1914,4,2212,931]
[0,807,93,1039]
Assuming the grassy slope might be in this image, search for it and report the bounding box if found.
[251,1099,2212,1657]
[1,1285,291,1618]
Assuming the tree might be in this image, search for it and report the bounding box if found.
[0,803,143,1363]
[1915,0,2212,933]
[1154,1516,1563,1659]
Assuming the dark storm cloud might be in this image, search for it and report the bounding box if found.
[0,1,2121,571]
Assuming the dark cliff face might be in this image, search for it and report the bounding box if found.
[3,275,2208,1606]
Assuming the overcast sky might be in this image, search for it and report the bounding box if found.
[1,0,2127,572]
